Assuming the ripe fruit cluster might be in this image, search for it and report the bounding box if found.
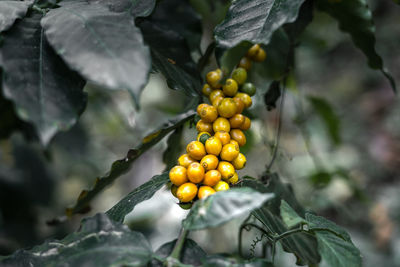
[169,44,266,208]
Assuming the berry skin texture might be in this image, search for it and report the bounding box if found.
[222,79,238,97]
[200,154,219,171]
[209,89,224,103]
[232,153,246,170]
[196,119,213,134]
[218,161,236,180]
[228,172,239,184]
[197,132,211,144]
[178,154,196,168]
[198,186,216,199]
[213,180,230,192]
[230,129,247,147]
[235,92,252,108]
[202,84,213,96]
[203,170,222,187]
[241,83,256,96]
[177,182,198,202]
[229,114,245,129]
[200,105,218,123]
[253,48,266,62]
[205,136,222,156]
[187,162,205,183]
[197,103,209,115]
[214,131,231,145]
[218,98,237,118]
[211,95,224,109]
[247,44,260,58]
[232,67,247,85]
[233,97,245,114]
[220,143,240,162]
[238,57,252,71]
[169,166,188,186]
[229,139,239,148]
[187,141,206,160]
[206,71,221,88]
[240,117,251,131]
[213,117,231,133]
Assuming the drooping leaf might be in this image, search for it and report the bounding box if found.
[264,80,281,111]
[214,0,306,48]
[307,96,341,146]
[183,188,274,230]
[106,172,169,223]
[306,213,352,243]
[280,200,306,228]
[163,126,183,171]
[88,0,156,17]
[0,0,33,33]
[203,255,273,267]
[316,0,396,92]
[41,0,151,105]
[0,13,87,145]
[0,213,153,267]
[66,111,195,217]
[284,0,314,41]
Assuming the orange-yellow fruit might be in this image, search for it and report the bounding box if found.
[217,161,236,180]
[196,119,213,134]
[197,103,209,115]
[214,131,231,145]
[222,79,238,97]
[238,56,252,70]
[228,172,239,184]
[186,141,206,160]
[247,44,260,59]
[213,180,230,192]
[209,90,224,103]
[205,136,222,156]
[211,95,224,109]
[230,140,239,147]
[220,143,240,162]
[230,129,246,147]
[218,98,237,118]
[187,162,205,183]
[177,182,198,202]
[203,170,222,187]
[235,93,252,109]
[169,166,188,186]
[202,84,213,96]
[200,154,219,171]
[232,153,246,170]
[213,117,231,133]
[240,116,251,131]
[233,97,245,114]
[253,48,266,62]
[229,114,245,129]
[231,67,247,85]
[198,186,216,199]
[177,154,196,168]
[206,71,221,88]
[200,105,218,123]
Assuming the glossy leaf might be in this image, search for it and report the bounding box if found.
[183,188,274,230]
[280,200,306,228]
[163,126,183,171]
[284,0,314,41]
[41,0,151,104]
[316,0,396,92]
[0,0,32,33]
[106,172,169,223]
[0,213,152,267]
[0,13,86,145]
[88,0,156,17]
[214,0,306,48]
[66,111,195,216]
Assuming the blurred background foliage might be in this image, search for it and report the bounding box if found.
[0,0,399,266]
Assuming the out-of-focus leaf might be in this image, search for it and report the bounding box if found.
[66,111,195,217]
[306,213,352,242]
[264,81,281,111]
[214,0,306,48]
[183,188,274,230]
[88,0,156,17]
[106,172,169,223]
[0,213,153,267]
[203,255,273,267]
[284,0,314,41]
[309,170,332,187]
[316,0,396,92]
[216,41,252,78]
[163,126,183,171]
[0,13,86,145]
[307,96,341,146]
[280,200,306,228]
[41,0,151,105]
[0,0,32,33]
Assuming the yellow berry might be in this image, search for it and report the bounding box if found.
[238,56,252,71]
[200,105,218,123]
[177,182,198,202]
[222,79,238,97]
[232,67,247,85]
[198,186,216,199]
[228,172,239,184]
[220,143,240,162]
[209,89,224,103]
[217,161,235,180]
[196,119,213,134]
[213,181,230,192]
[229,114,245,129]
[203,170,222,187]
[235,92,252,109]
[206,71,221,88]
[253,48,266,62]
[177,154,196,168]
[186,141,206,160]
[240,116,251,131]
[218,97,237,118]
[211,95,224,109]
[202,84,213,96]
[232,153,246,170]
[205,136,222,156]
[247,44,260,59]
[213,117,231,133]
[233,97,245,114]
[169,165,188,186]
[214,131,231,145]
[197,103,209,115]
[230,129,246,147]
[187,162,205,183]
[200,154,219,171]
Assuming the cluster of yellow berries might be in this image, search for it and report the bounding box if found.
[169,44,266,208]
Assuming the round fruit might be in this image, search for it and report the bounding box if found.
[200,154,219,171]
[229,140,239,149]
[177,183,198,202]
[203,170,222,187]
[177,154,196,168]
[171,184,178,198]
[200,105,218,123]
[187,162,205,183]
[209,89,224,103]
[228,172,239,184]
[202,84,212,96]
[179,202,193,210]
[214,131,230,145]
[217,161,236,180]
[215,68,223,76]
[206,71,221,88]
[232,153,246,170]
[198,186,216,199]
[197,132,211,144]
[220,143,240,162]
[222,79,238,97]
[205,136,222,156]
[247,44,260,58]
[240,116,251,131]
[241,83,256,96]
[213,181,230,192]
[235,92,252,108]
[196,119,213,134]
[211,95,224,109]
[230,129,246,147]
[238,57,252,71]
[233,97,245,114]
[232,67,247,85]
[213,117,231,133]
[229,114,245,129]
[187,141,206,160]
[197,103,209,115]
[169,165,188,186]
[218,98,237,118]
[253,48,266,62]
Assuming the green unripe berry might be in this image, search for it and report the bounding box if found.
[231,67,247,85]
[241,82,256,96]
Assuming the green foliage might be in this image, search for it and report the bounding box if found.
[203,255,273,267]
[154,239,207,266]
[280,200,306,228]
[163,126,184,171]
[0,0,33,33]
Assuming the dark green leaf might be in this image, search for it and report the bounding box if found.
[106,172,169,223]
[163,126,183,171]
[316,0,396,92]
[307,96,341,146]
[203,255,273,267]
[306,213,351,243]
[89,0,156,17]
[264,81,281,111]
[41,0,151,105]
[0,213,152,267]
[284,0,314,41]
[309,170,332,187]
[66,111,195,216]
[183,188,274,230]
[0,13,86,145]
[216,41,252,77]
[280,200,306,228]
[0,0,32,33]
[214,0,306,48]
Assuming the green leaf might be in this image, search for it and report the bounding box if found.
[106,172,169,223]
[0,213,153,267]
[183,188,274,230]
[41,0,151,105]
[309,170,332,188]
[0,13,87,145]
[214,0,306,48]
[203,255,273,267]
[280,200,306,228]
[89,0,156,17]
[163,126,183,171]
[307,96,341,146]
[306,213,351,243]
[316,0,397,92]
[264,81,281,111]
[0,0,32,33]
[66,111,195,217]
[284,0,314,41]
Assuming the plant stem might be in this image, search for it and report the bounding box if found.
[169,227,189,260]
[197,42,216,72]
